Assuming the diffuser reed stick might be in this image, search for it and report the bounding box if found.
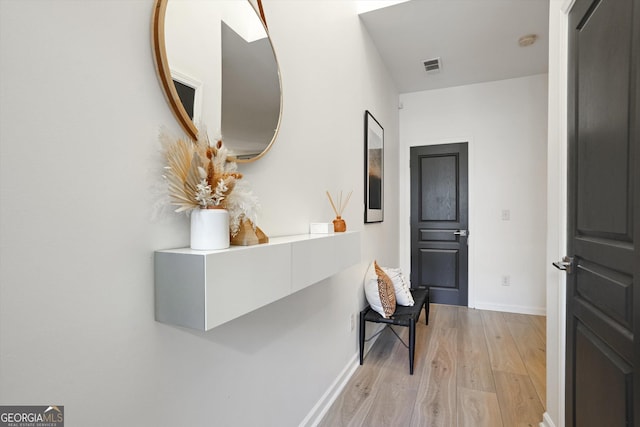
[342,191,352,215]
[326,191,339,216]
[326,190,352,216]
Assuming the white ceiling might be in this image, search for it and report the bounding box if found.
[359,0,550,94]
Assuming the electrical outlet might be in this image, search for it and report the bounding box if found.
[501,275,511,286]
[350,313,356,331]
[501,209,511,221]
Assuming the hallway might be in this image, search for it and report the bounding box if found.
[320,304,546,426]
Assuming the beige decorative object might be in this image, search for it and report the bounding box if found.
[326,190,352,233]
[230,219,269,246]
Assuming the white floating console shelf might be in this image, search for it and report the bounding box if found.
[155,231,360,331]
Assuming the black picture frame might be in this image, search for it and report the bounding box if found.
[364,110,384,223]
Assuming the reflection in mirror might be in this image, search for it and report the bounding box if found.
[153,0,282,162]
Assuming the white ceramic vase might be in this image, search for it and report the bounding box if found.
[190,208,230,250]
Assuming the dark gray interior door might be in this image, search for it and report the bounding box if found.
[410,143,468,306]
[565,0,640,425]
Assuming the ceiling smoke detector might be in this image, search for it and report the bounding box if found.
[518,34,538,47]
[423,57,441,73]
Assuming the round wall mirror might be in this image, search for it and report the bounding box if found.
[152,0,282,162]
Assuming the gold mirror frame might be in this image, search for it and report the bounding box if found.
[151,0,282,163]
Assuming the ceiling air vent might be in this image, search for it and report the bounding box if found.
[423,57,441,73]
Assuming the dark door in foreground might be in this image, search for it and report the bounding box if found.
[565,0,639,425]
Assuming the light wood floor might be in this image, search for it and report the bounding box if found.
[319,304,546,427]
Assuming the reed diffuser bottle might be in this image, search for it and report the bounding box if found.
[326,190,352,233]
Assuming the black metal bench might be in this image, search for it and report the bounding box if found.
[359,286,429,374]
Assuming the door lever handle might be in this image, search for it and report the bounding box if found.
[553,256,574,274]
[453,230,468,237]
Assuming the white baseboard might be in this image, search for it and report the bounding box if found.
[300,324,386,427]
[298,353,359,427]
[539,411,557,427]
[473,301,546,316]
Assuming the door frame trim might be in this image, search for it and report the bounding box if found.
[545,1,572,426]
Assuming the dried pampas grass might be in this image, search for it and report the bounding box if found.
[160,127,261,237]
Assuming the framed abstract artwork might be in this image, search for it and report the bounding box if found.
[364,110,383,223]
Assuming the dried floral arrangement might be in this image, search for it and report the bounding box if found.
[161,130,260,238]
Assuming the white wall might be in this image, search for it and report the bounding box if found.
[399,75,548,315]
[0,1,399,426]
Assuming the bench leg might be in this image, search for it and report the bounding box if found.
[359,310,366,365]
[409,317,416,375]
[424,300,430,325]
[424,291,430,325]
